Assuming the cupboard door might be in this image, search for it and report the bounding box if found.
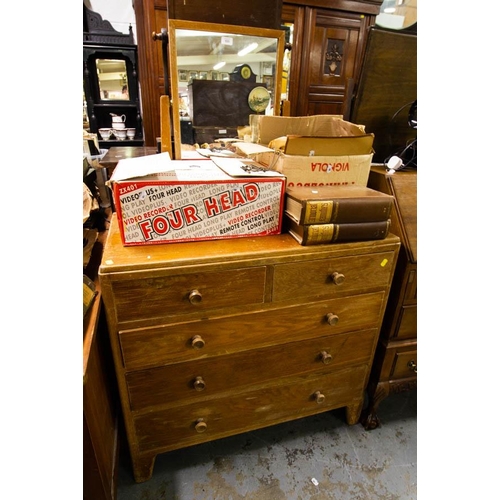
[295,8,373,116]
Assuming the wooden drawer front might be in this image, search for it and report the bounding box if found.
[111,267,267,324]
[393,304,417,340]
[404,268,417,303]
[273,252,395,302]
[126,329,377,411]
[133,365,368,453]
[392,350,417,380]
[379,341,417,382]
[119,291,385,370]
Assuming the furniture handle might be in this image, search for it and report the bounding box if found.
[407,360,417,373]
[191,335,205,349]
[193,376,206,391]
[194,418,208,433]
[326,313,339,326]
[314,391,325,404]
[188,289,203,305]
[330,272,345,285]
[320,351,332,364]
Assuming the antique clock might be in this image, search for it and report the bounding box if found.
[230,63,257,82]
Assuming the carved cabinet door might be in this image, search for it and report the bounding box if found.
[295,8,373,116]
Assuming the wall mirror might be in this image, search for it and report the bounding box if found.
[96,58,129,100]
[168,19,285,159]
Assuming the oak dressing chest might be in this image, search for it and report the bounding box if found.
[99,215,400,482]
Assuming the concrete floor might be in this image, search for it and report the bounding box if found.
[117,389,417,499]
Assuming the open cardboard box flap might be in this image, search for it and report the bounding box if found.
[256,115,368,145]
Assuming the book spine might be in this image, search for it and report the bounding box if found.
[301,220,391,245]
[301,198,392,224]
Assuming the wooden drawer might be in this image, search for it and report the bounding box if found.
[111,266,267,324]
[273,251,395,302]
[379,340,417,382]
[393,304,417,340]
[392,349,417,379]
[126,329,377,411]
[119,291,386,370]
[133,365,368,453]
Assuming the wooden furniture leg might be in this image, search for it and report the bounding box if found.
[132,455,156,483]
[361,382,390,430]
[345,399,364,425]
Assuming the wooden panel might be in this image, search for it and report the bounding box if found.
[126,329,376,410]
[134,0,167,146]
[393,304,417,340]
[349,27,417,162]
[295,8,372,116]
[119,292,385,370]
[167,0,283,29]
[134,365,368,453]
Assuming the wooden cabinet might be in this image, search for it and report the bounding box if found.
[99,215,399,482]
[282,1,382,117]
[133,0,382,145]
[83,5,144,147]
[362,166,417,429]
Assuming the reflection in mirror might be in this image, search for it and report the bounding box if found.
[376,0,417,30]
[96,59,129,100]
[168,20,285,159]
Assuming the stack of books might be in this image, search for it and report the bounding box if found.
[284,185,394,245]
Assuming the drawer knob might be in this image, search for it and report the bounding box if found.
[326,313,339,326]
[314,391,326,404]
[408,360,417,373]
[320,351,332,364]
[330,272,345,285]
[193,376,206,391]
[188,289,203,305]
[191,335,205,349]
[194,418,208,433]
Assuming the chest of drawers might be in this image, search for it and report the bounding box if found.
[99,215,400,482]
[362,166,417,429]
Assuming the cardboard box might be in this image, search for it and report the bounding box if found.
[109,154,285,246]
[251,115,374,188]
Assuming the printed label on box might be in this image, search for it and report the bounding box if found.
[114,175,284,245]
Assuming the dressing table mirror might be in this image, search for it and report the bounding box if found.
[168,19,285,159]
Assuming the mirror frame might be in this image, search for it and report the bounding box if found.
[168,19,285,159]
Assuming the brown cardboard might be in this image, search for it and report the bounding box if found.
[257,151,373,188]
[109,155,285,246]
[251,115,374,188]
[284,135,374,156]
[253,115,361,145]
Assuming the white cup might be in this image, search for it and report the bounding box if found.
[113,129,127,141]
[98,128,113,141]
[126,128,136,139]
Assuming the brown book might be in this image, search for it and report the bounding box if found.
[285,214,390,246]
[285,185,393,225]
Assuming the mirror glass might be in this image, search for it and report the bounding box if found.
[168,20,285,158]
[96,58,129,100]
[375,0,417,30]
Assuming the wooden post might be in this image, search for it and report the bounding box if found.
[160,95,172,156]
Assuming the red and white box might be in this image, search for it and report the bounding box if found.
[109,153,286,246]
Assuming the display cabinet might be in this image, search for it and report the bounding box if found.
[83,5,144,147]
